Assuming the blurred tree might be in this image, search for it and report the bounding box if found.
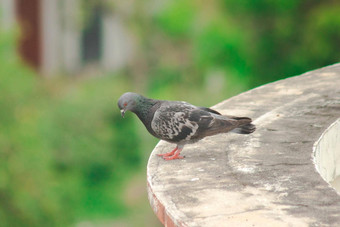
[0,26,142,225]
[124,0,340,95]
[221,0,340,86]
[0,28,72,226]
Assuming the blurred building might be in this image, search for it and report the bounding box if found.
[0,0,134,76]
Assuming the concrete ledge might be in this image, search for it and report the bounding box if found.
[147,64,340,227]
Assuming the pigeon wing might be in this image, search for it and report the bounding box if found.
[198,106,221,115]
[151,102,239,142]
[151,102,201,142]
[189,109,240,139]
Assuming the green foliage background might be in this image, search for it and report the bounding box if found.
[0,28,144,226]
[1,0,340,226]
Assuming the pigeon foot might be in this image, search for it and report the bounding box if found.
[163,148,184,160]
[163,154,184,160]
[157,147,178,157]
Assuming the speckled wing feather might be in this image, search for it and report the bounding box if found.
[150,101,239,143]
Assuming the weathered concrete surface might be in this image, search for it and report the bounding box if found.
[147,64,340,227]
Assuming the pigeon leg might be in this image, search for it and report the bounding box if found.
[157,146,178,157]
[163,147,184,160]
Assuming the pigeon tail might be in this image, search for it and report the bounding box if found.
[230,117,256,134]
[232,123,256,134]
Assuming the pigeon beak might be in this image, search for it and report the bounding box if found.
[120,109,125,118]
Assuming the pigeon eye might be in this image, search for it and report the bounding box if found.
[123,102,127,107]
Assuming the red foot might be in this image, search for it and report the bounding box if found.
[163,148,184,161]
[157,147,178,157]
[163,154,184,160]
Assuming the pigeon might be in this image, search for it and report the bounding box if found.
[117,92,255,160]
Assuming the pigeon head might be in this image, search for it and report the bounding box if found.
[118,92,144,118]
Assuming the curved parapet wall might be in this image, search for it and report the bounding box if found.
[147,64,340,227]
[314,118,340,191]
